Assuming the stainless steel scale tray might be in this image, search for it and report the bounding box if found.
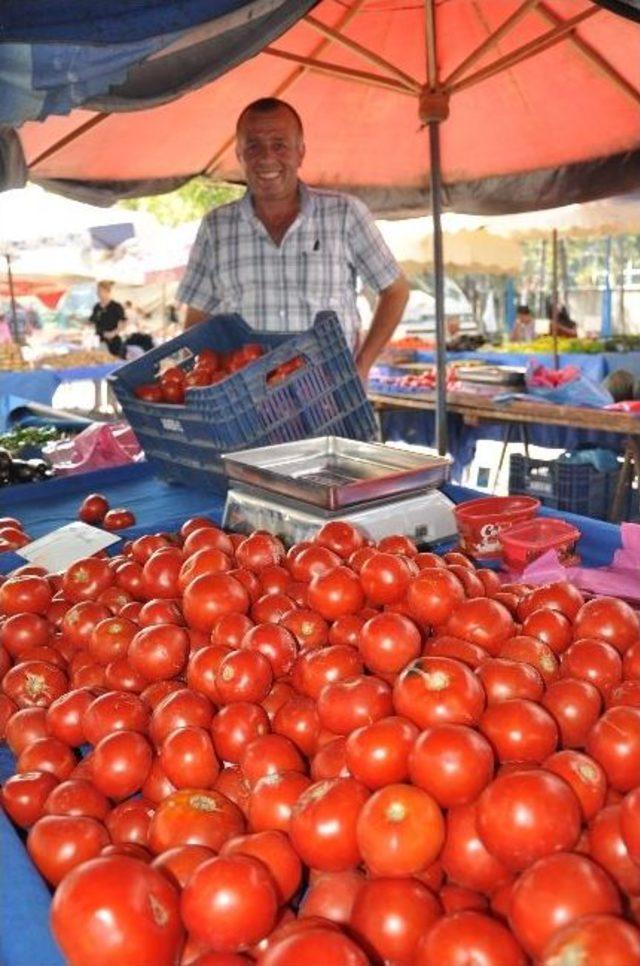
[221,437,451,510]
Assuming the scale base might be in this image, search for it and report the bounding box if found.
[223,483,458,548]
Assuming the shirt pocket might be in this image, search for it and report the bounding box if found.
[301,247,351,312]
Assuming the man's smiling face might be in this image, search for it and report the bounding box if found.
[236,105,305,205]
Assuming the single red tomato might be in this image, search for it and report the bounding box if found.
[543,749,606,821]
[160,726,220,789]
[300,869,365,925]
[183,574,250,632]
[356,782,445,876]
[280,608,328,651]
[273,694,320,757]
[498,635,559,685]
[148,788,245,854]
[350,876,441,964]
[91,730,153,799]
[445,598,516,656]
[235,532,285,572]
[62,557,114,603]
[317,675,393,735]
[240,732,305,786]
[288,545,341,583]
[378,534,418,557]
[345,716,418,790]
[241,624,297,678]
[621,787,640,864]
[476,769,581,871]
[292,645,363,699]
[522,607,573,655]
[508,851,622,957]
[83,690,150,745]
[103,508,136,531]
[27,813,110,885]
[479,699,558,764]
[128,623,190,682]
[360,552,413,606]
[258,926,368,966]
[315,521,365,559]
[248,769,311,833]
[439,801,512,894]
[51,855,184,966]
[0,770,59,828]
[0,574,52,616]
[409,723,494,807]
[393,656,486,728]
[586,705,640,791]
[359,612,421,675]
[539,914,640,966]
[307,567,365,621]
[476,658,544,705]
[45,779,110,821]
[573,596,640,654]
[415,911,526,966]
[405,568,466,628]
[181,854,278,952]
[151,843,215,889]
[3,660,68,708]
[542,677,602,748]
[588,804,640,896]
[289,777,370,871]
[518,582,584,621]
[561,638,623,696]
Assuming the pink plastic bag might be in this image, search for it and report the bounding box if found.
[510,523,640,603]
[44,421,143,476]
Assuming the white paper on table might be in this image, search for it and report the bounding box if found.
[17,522,121,572]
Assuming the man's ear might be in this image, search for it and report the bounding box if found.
[298,139,306,165]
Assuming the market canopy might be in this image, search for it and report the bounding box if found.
[378,220,523,275]
[5,0,640,214]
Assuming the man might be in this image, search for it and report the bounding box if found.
[510,304,535,342]
[178,98,409,381]
[89,281,125,358]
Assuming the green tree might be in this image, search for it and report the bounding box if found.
[119,177,244,226]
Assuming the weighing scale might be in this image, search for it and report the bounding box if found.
[221,437,458,547]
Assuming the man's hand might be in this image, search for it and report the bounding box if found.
[184,306,208,330]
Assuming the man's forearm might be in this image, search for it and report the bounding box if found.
[356,275,410,377]
[184,306,208,329]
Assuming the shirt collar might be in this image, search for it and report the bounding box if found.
[240,181,314,232]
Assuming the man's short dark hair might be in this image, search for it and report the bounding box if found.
[236,98,303,137]
[516,304,531,314]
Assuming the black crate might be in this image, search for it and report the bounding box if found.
[509,453,620,520]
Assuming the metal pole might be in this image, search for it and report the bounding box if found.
[4,253,20,345]
[428,120,448,456]
[551,228,559,369]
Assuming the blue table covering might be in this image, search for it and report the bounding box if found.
[0,463,625,965]
[0,365,121,431]
[412,349,640,382]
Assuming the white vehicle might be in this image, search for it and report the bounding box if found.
[395,274,478,339]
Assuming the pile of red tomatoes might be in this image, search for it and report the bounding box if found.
[1,515,640,965]
[133,345,305,406]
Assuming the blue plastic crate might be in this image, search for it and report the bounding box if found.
[508,452,620,520]
[109,312,377,492]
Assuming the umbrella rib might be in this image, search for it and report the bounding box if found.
[449,7,598,95]
[262,47,416,96]
[28,113,110,170]
[203,0,368,175]
[425,0,437,89]
[303,13,421,92]
[536,1,640,107]
[442,0,541,86]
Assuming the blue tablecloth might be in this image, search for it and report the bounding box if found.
[381,409,629,480]
[0,463,625,966]
[413,349,640,382]
[0,365,121,431]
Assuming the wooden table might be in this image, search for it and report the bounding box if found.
[369,391,640,521]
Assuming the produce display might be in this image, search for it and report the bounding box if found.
[36,349,114,369]
[134,344,306,405]
[0,342,28,371]
[1,509,640,965]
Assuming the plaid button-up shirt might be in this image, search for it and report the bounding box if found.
[176,183,401,350]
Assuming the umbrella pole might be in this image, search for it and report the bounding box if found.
[551,228,559,369]
[4,253,20,345]
[428,120,448,456]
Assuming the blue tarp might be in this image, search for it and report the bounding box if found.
[0,1,254,44]
[0,1,318,133]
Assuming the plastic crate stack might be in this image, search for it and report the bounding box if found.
[109,312,377,493]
